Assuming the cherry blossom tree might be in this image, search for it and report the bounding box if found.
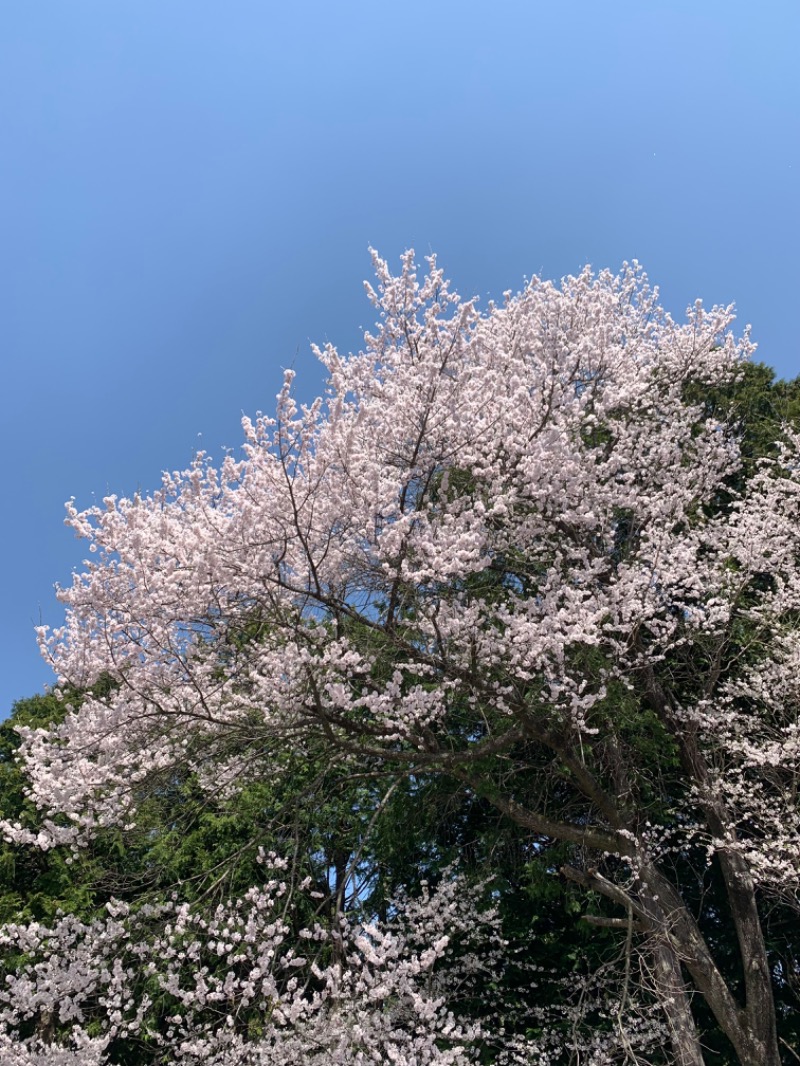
[3,251,799,1063]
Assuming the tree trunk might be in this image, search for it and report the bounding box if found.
[650,940,705,1066]
[641,862,781,1066]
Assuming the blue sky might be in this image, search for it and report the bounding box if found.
[1,1,798,713]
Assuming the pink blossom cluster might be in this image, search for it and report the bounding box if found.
[2,251,797,1063]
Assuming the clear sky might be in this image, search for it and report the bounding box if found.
[1,1,798,714]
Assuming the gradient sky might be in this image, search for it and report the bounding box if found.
[1,1,798,714]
